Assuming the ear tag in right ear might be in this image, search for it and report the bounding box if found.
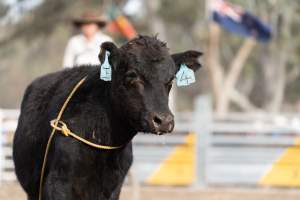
[100,51,112,81]
[176,64,195,87]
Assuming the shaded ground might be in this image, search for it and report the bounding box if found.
[1,182,300,200]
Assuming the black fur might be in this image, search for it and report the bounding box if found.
[13,35,202,200]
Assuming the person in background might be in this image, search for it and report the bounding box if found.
[63,11,113,68]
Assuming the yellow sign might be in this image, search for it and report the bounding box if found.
[146,133,196,185]
[259,138,300,187]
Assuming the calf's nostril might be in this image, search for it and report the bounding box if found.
[153,115,162,126]
[168,122,174,132]
[151,113,174,132]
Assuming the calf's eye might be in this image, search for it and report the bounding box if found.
[125,71,138,83]
[124,71,144,89]
[126,71,138,79]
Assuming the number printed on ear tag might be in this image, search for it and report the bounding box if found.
[100,51,112,81]
[176,64,196,87]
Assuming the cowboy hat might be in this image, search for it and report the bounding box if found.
[72,11,107,28]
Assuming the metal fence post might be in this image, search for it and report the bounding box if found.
[0,109,4,184]
[194,95,212,187]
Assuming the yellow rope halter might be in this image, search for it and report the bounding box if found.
[50,119,122,150]
[38,76,122,200]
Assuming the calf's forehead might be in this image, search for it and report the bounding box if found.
[135,56,176,83]
[120,36,177,83]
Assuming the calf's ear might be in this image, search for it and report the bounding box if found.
[98,42,120,70]
[171,50,203,72]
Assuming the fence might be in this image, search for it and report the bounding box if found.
[132,96,300,187]
[0,109,19,182]
[207,112,300,187]
[1,96,300,188]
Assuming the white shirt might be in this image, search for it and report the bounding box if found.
[63,32,113,68]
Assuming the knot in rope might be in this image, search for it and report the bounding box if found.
[50,120,70,137]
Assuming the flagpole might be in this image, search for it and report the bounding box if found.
[206,0,225,115]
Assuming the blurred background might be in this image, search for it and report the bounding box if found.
[1,0,300,199]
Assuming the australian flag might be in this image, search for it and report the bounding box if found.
[211,0,272,42]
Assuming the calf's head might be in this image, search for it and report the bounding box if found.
[99,36,202,134]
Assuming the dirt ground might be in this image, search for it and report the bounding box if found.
[1,182,300,200]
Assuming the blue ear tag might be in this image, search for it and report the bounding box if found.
[175,64,195,87]
[100,51,112,81]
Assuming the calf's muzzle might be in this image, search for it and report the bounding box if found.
[149,112,174,134]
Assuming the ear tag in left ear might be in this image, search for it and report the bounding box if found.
[100,50,112,81]
[175,64,195,87]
